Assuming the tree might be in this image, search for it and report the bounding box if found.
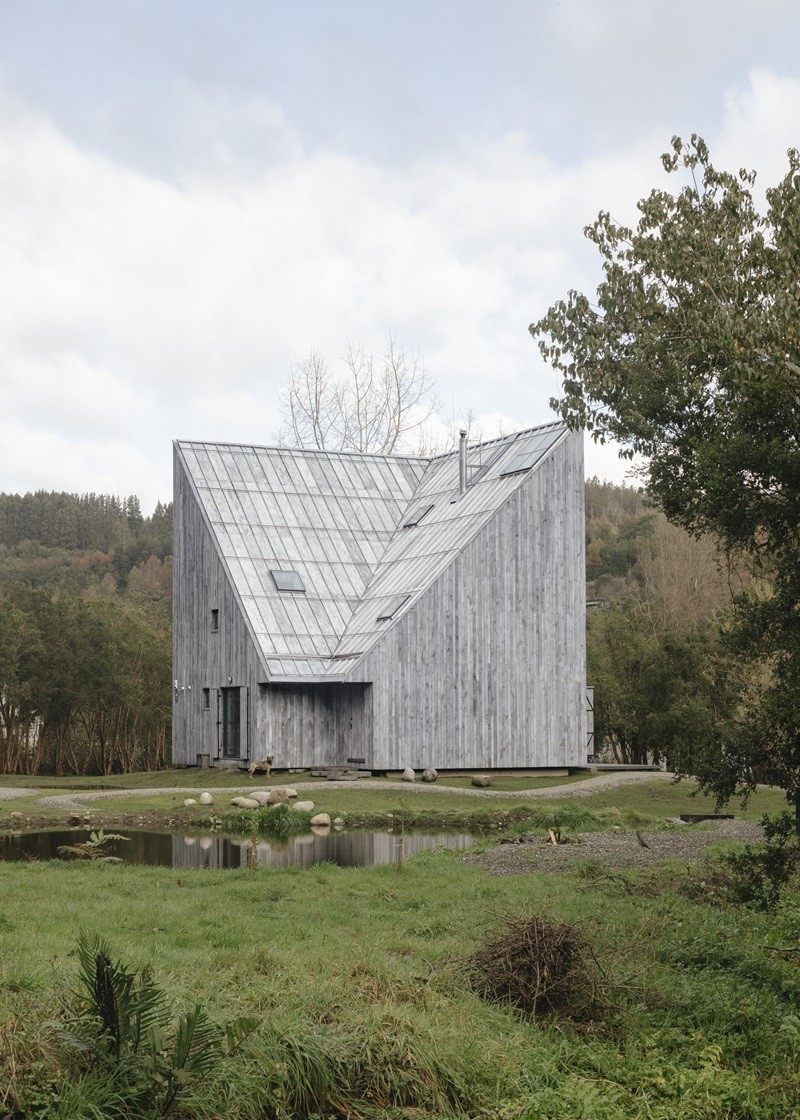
[277,334,438,453]
[531,136,800,824]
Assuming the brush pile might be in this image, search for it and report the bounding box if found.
[465,914,604,1021]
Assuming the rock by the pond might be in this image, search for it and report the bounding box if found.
[285,788,298,798]
[471,774,495,787]
[293,800,316,812]
[310,812,331,827]
[231,796,261,809]
[199,791,214,805]
[183,798,197,807]
[333,817,345,830]
[248,790,273,806]
[401,767,416,782]
[267,787,290,805]
[422,768,438,783]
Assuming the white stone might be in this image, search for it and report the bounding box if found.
[248,790,273,805]
[333,817,345,830]
[199,791,214,805]
[231,796,261,809]
[285,788,298,798]
[401,767,416,782]
[310,812,331,827]
[422,768,438,783]
[183,798,197,806]
[267,787,290,804]
[292,801,316,812]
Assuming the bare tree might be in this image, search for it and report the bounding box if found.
[277,334,439,454]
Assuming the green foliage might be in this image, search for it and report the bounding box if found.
[721,813,800,909]
[57,830,131,862]
[44,933,257,1118]
[218,802,314,838]
[588,602,739,766]
[0,586,171,776]
[533,136,800,816]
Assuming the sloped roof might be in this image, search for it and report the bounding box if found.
[175,422,567,681]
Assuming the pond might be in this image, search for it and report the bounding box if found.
[0,828,474,869]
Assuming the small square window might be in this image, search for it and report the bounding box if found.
[202,688,210,710]
[270,569,306,592]
[211,608,219,631]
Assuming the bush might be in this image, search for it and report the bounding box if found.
[722,813,800,910]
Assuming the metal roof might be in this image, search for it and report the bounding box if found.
[176,423,567,681]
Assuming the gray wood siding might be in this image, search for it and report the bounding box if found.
[263,683,373,768]
[172,447,269,766]
[347,432,586,769]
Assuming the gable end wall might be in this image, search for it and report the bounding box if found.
[348,432,586,769]
[172,446,268,766]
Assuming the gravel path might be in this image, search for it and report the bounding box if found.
[464,818,764,874]
[2,769,677,813]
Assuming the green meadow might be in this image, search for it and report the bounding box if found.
[1,777,798,1118]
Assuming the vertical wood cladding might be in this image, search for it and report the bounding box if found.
[348,433,586,770]
[173,431,585,771]
[172,446,268,765]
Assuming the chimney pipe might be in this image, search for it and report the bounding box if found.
[459,429,468,494]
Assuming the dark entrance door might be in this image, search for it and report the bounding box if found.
[221,687,241,758]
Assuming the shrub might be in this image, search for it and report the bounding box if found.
[722,813,800,910]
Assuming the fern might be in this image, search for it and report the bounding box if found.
[48,934,258,1117]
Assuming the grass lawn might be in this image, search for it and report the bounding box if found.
[1,774,799,1118]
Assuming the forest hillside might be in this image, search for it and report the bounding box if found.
[0,482,745,774]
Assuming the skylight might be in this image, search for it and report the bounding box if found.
[270,569,306,592]
[500,429,562,476]
[403,503,434,528]
[376,594,410,621]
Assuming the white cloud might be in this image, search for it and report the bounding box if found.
[2,65,794,508]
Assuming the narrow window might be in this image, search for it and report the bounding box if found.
[202,688,210,710]
[211,608,219,631]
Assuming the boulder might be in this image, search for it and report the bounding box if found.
[422,768,438,783]
[285,788,298,798]
[199,791,214,805]
[231,796,261,809]
[266,787,290,805]
[183,798,197,807]
[248,790,273,806]
[401,767,416,782]
[292,800,316,812]
[310,812,331,827]
[333,817,345,830]
[471,774,495,787]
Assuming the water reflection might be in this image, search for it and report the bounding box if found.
[0,829,473,869]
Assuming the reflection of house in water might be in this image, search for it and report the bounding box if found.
[171,831,473,870]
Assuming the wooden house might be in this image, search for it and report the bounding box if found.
[172,423,586,771]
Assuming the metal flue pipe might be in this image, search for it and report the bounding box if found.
[459,429,468,494]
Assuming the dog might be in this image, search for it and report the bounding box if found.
[248,755,274,779]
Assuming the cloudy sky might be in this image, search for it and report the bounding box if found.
[2,0,800,511]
